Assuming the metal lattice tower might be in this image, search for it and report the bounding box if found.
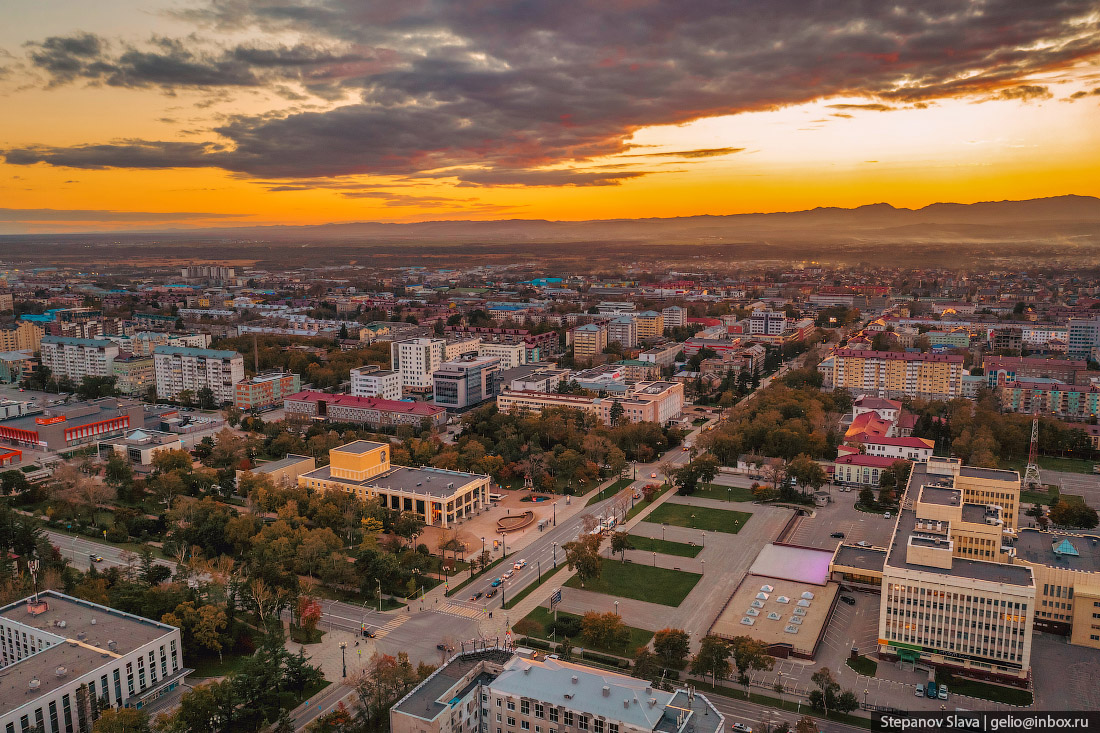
[1023,417,1042,488]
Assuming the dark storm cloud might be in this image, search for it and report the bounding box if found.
[9,0,1100,183]
[3,141,225,169]
[623,147,745,159]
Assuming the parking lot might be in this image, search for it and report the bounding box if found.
[784,490,897,551]
[1030,632,1100,710]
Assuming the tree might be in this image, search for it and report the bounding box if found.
[858,486,877,509]
[609,401,625,426]
[809,667,841,714]
[563,534,602,586]
[152,449,193,475]
[196,387,217,410]
[0,469,30,495]
[94,707,151,733]
[690,636,731,686]
[581,611,629,650]
[609,531,632,563]
[795,716,818,733]
[787,454,827,497]
[633,647,659,680]
[728,635,774,690]
[652,628,690,669]
[836,690,860,713]
[1049,500,1099,529]
[104,451,134,490]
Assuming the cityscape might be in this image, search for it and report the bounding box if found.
[2,3,1100,733]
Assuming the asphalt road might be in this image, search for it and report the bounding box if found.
[707,692,867,733]
[45,528,177,573]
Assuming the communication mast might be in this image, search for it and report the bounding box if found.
[1023,417,1042,489]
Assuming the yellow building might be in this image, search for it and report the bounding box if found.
[0,321,43,353]
[571,323,607,359]
[1013,530,1100,649]
[635,311,664,340]
[830,348,963,401]
[299,440,489,528]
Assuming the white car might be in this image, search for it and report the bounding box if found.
[503,570,514,579]
[513,559,527,570]
[732,724,753,733]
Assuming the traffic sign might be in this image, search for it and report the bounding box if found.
[549,588,562,608]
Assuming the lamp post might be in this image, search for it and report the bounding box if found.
[614,600,619,617]
[701,560,705,575]
[340,641,347,678]
[552,542,558,568]
[632,461,637,480]
[500,533,507,559]
[864,689,869,709]
[691,513,696,528]
[701,531,705,548]
[377,578,382,613]
[652,552,656,567]
[662,523,666,541]
[553,501,557,527]
[727,487,731,503]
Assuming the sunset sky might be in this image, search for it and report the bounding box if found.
[1,0,1099,233]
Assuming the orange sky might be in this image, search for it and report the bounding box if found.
[1,2,1099,233]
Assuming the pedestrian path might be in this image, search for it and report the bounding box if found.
[373,615,410,638]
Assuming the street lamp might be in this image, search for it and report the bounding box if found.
[662,523,666,541]
[727,487,731,503]
[613,600,619,616]
[553,501,557,526]
[701,531,705,548]
[691,513,696,528]
[701,560,705,575]
[864,689,869,709]
[500,533,507,558]
[377,578,382,613]
[652,552,656,567]
[340,641,347,678]
[632,460,637,480]
[552,542,558,568]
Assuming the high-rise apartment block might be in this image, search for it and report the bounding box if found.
[571,323,607,359]
[153,345,244,404]
[40,336,119,382]
[392,338,445,394]
[0,322,43,353]
[607,316,638,349]
[828,349,964,401]
[234,371,301,411]
[635,310,664,340]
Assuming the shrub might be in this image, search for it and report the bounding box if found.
[106,526,128,543]
[549,616,582,638]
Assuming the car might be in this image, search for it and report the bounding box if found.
[486,588,498,598]
[732,724,753,733]
[89,554,103,563]
[633,492,641,499]
[650,472,658,478]
[884,512,892,519]
[938,685,948,700]
[926,681,938,699]
[915,685,925,697]
[470,591,484,601]
[513,559,527,570]
[490,578,503,587]
[362,627,376,638]
[830,532,845,538]
[840,596,855,606]
[436,643,454,652]
[503,569,514,579]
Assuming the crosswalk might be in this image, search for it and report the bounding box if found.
[435,602,486,620]
[373,615,411,638]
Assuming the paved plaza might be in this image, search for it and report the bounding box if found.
[784,490,897,550]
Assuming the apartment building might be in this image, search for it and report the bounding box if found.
[445,337,482,361]
[111,353,154,396]
[571,323,608,360]
[1068,315,1100,360]
[153,345,244,405]
[351,366,402,401]
[998,380,1100,420]
[497,381,683,426]
[607,316,638,349]
[829,349,964,401]
[108,332,211,357]
[392,338,446,394]
[181,264,235,280]
[983,355,1088,388]
[433,356,500,410]
[284,391,447,430]
[638,342,681,368]
[749,310,787,336]
[390,649,723,733]
[662,305,686,329]
[40,336,120,382]
[443,327,558,362]
[234,370,301,411]
[477,342,527,370]
[300,440,488,528]
[0,321,43,353]
[635,311,664,340]
[0,591,188,733]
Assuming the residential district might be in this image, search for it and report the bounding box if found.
[2,262,1100,733]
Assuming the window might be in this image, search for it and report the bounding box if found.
[507,701,515,711]
[507,718,516,728]
[521,723,530,731]
[609,725,619,733]
[563,712,573,726]
[549,710,558,723]
[521,701,530,715]
[534,704,544,719]
[593,721,604,733]
[62,694,73,733]
[578,716,589,731]
[126,662,135,696]
[497,714,502,723]
[113,669,122,701]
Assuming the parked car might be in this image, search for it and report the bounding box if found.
[884,512,892,519]
[830,532,845,538]
[362,627,376,638]
[840,596,856,606]
[513,559,527,570]
[926,681,938,699]
[938,685,949,700]
[491,578,503,587]
[915,685,925,697]
[436,643,454,652]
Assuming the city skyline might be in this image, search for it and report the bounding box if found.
[1,1,1099,233]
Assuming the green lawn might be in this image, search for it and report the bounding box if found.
[624,484,671,522]
[625,534,702,558]
[190,652,253,679]
[846,655,878,677]
[693,483,756,502]
[935,670,1033,706]
[643,503,751,534]
[586,478,634,507]
[520,606,653,658]
[503,566,568,610]
[1020,484,1086,507]
[1003,455,1098,476]
[564,560,700,606]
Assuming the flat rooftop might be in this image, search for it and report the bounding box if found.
[253,454,313,473]
[832,544,887,574]
[885,509,1033,587]
[1015,529,1100,573]
[711,575,839,655]
[0,592,176,715]
[749,543,834,586]
[919,485,961,507]
[302,464,483,498]
[962,503,994,524]
[394,649,512,719]
[334,440,387,454]
[960,466,1020,482]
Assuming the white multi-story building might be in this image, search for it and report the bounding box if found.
[1068,315,1100,360]
[444,338,482,361]
[350,366,402,401]
[607,316,638,349]
[477,342,526,370]
[662,305,686,329]
[153,345,244,404]
[748,310,787,336]
[0,591,188,733]
[391,338,446,393]
[390,649,723,733]
[432,356,500,410]
[39,336,119,383]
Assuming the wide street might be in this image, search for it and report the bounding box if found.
[708,693,864,733]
